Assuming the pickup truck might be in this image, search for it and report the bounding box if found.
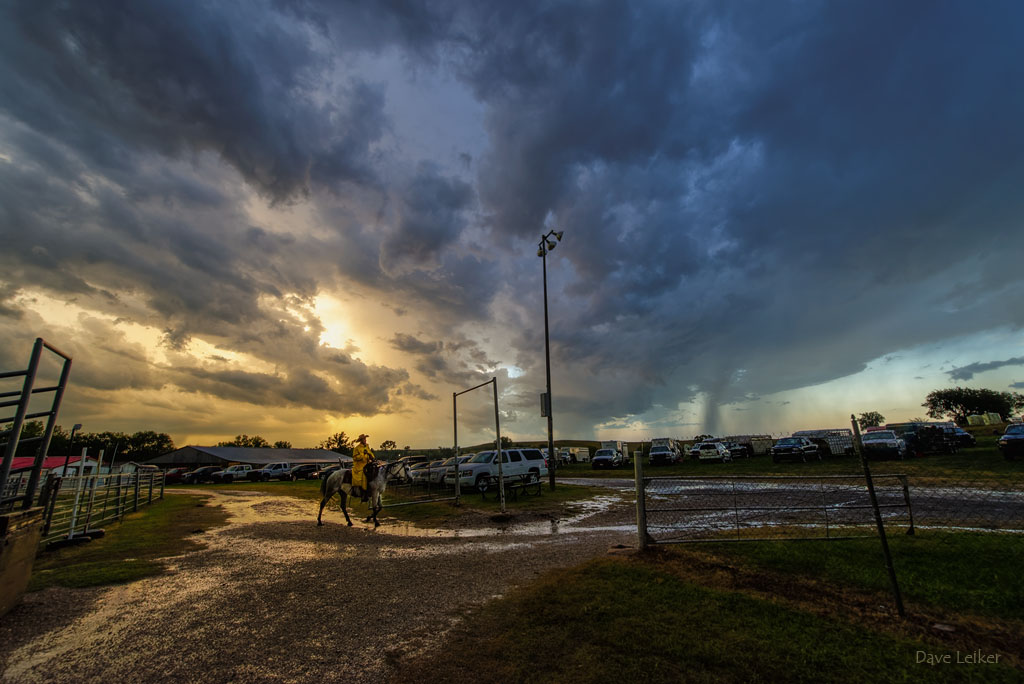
[770,437,820,463]
[210,464,253,483]
[247,462,293,481]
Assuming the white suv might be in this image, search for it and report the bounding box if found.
[444,449,549,492]
[692,442,732,462]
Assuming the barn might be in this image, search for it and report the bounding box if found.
[144,446,352,468]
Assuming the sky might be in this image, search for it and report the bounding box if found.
[1,1,1023,449]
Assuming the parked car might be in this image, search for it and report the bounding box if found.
[445,449,548,492]
[722,441,750,459]
[952,427,976,447]
[410,460,447,486]
[692,442,732,463]
[439,455,473,482]
[251,462,293,481]
[770,437,820,463]
[288,464,320,480]
[859,430,906,460]
[163,467,190,484]
[210,464,253,483]
[317,464,344,480]
[591,448,627,469]
[648,445,680,466]
[181,466,221,484]
[997,424,1024,460]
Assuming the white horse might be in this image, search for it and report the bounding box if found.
[317,460,406,528]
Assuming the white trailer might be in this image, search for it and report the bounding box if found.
[600,440,628,463]
[558,446,590,464]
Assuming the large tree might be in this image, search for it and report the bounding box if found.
[857,411,885,429]
[379,439,397,451]
[317,432,352,455]
[923,387,1024,424]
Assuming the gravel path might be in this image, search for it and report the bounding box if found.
[1,489,634,683]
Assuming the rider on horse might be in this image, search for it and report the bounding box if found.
[351,434,375,502]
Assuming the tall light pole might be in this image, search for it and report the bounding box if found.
[538,229,563,490]
[62,423,82,477]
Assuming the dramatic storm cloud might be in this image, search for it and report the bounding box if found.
[2,0,1022,446]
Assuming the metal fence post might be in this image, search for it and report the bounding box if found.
[160,472,165,500]
[133,473,140,512]
[897,475,915,535]
[148,472,154,504]
[635,452,647,550]
[852,415,905,618]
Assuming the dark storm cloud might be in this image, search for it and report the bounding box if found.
[947,358,1024,382]
[452,1,1024,430]
[389,334,443,355]
[379,164,474,274]
[1,0,385,203]
[3,0,1024,439]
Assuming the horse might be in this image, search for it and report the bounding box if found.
[317,459,407,528]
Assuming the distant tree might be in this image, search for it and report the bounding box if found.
[379,439,397,451]
[923,388,1024,425]
[317,432,352,455]
[500,436,513,448]
[403,445,410,451]
[272,440,292,449]
[218,434,271,448]
[437,446,454,459]
[125,430,175,460]
[857,412,885,429]
[0,420,46,458]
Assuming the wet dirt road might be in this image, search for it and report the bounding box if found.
[1,490,634,684]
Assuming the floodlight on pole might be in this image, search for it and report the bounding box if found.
[62,423,83,478]
[537,229,564,491]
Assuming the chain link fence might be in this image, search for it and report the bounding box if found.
[641,473,916,543]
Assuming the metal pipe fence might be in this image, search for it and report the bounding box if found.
[36,471,164,545]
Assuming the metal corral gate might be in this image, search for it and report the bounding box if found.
[636,471,915,545]
[36,471,165,546]
[385,376,507,512]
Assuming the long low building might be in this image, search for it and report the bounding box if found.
[145,446,353,467]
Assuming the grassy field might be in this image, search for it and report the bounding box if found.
[393,542,1023,683]
[680,534,1024,620]
[28,493,228,591]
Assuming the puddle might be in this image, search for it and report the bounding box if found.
[181,488,632,541]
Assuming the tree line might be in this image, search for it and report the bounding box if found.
[3,421,175,462]
[3,423,412,462]
[858,387,1024,429]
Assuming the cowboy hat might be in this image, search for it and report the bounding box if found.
[356,433,369,442]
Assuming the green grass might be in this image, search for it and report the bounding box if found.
[394,558,1021,683]
[28,493,229,591]
[680,533,1024,620]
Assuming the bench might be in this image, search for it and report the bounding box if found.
[479,474,543,501]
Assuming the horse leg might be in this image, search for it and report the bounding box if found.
[339,492,353,526]
[317,490,333,526]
